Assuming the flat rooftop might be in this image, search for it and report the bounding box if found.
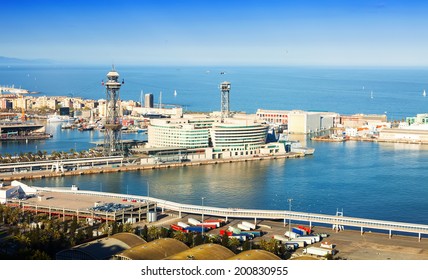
[20,190,147,212]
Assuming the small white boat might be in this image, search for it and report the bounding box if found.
[47,113,75,123]
[61,123,72,129]
[423,90,426,97]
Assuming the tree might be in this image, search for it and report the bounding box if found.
[69,216,78,237]
[242,239,252,251]
[173,231,187,243]
[228,237,241,253]
[193,233,203,246]
[259,238,279,254]
[147,226,160,241]
[221,233,229,247]
[140,225,148,240]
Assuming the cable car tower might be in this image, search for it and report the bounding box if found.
[103,66,124,156]
[220,81,231,119]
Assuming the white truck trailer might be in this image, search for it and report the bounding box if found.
[303,246,333,257]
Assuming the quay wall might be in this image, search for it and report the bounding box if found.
[0,153,304,182]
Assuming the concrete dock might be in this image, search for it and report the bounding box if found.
[0,152,305,182]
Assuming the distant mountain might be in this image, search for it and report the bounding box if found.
[0,56,54,65]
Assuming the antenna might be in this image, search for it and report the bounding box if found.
[159,91,162,109]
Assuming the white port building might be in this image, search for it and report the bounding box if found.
[145,114,276,160]
[148,117,213,149]
[210,121,269,157]
[256,109,338,134]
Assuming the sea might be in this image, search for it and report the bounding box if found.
[1,65,428,227]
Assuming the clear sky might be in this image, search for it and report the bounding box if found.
[2,0,428,66]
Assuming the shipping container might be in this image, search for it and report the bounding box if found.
[242,221,256,230]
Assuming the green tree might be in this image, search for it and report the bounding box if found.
[173,230,187,243]
[147,226,160,241]
[228,237,241,253]
[221,233,229,247]
[140,225,148,240]
[259,238,279,254]
[193,233,203,246]
[242,239,252,251]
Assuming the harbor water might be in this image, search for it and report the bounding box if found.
[1,66,428,225]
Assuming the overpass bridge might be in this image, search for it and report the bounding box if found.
[13,182,427,241]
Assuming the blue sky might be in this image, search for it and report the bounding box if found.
[1,0,428,66]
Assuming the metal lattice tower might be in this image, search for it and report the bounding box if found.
[103,66,123,155]
[220,81,231,118]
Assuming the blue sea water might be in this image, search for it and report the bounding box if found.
[2,65,428,226]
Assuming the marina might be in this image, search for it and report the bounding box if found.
[2,66,428,262]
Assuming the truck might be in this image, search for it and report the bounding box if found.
[170,224,185,232]
[198,222,220,228]
[184,226,205,233]
[320,241,334,249]
[228,226,241,234]
[289,239,307,247]
[196,223,217,230]
[237,232,254,239]
[284,231,299,239]
[177,222,189,228]
[205,219,226,226]
[292,227,307,236]
[219,229,233,236]
[273,235,289,243]
[237,224,252,231]
[307,234,321,242]
[230,234,247,242]
[187,218,201,226]
[241,230,263,237]
[303,246,333,257]
[297,225,312,234]
[292,236,314,245]
[284,242,299,250]
[242,221,256,230]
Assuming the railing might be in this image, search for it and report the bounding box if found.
[32,186,428,236]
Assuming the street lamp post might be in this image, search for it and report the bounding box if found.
[201,197,205,237]
[287,198,293,240]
